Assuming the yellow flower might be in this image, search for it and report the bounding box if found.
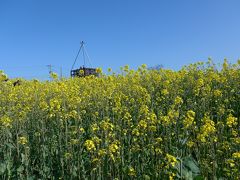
[138,120,147,129]
[226,114,237,128]
[91,123,99,132]
[141,64,147,69]
[232,130,237,137]
[98,149,107,157]
[50,72,58,80]
[213,89,222,97]
[109,143,119,153]
[0,71,8,81]
[107,68,112,72]
[186,110,195,118]
[84,140,96,152]
[69,110,78,118]
[232,152,240,159]
[196,78,204,87]
[123,65,130,72]
[183,110,195,128]
[169,173,176,180]
[94,111,99,117]
[49,98,61,111]
[100,119,114,131]
[70,139,79,145]
[174,96,183,105]
[18,136,28,145]
[226,159,235,168]
[161,89,169,95]
[186,141,194,148]
[79,127,85,133]
[148,125,157,132]
[64,152,72,159]
[92,136,102,145]
[128,166,136,176]
[161,116,171,126]
[197,115,216,143]
[132,128,140,136]
[79,69,84,75]
[234,137,240,144]
[96,68,102,74]
[155,148,162,154]
[91,158,100,164]
[155,137,163,143]
[0,115,12,128]
[123,112,132,122]
[123,129,128,136]
[166,153,177,167]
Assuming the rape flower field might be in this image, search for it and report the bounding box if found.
[0,60,239,179]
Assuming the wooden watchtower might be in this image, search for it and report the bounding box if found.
[71,67,98,77]
[70,41,99,78]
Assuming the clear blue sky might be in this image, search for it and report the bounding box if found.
[1,0,240,79]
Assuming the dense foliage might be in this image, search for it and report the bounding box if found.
[0,60,240,179]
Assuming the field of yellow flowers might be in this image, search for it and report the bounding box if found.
[0,60,239,179]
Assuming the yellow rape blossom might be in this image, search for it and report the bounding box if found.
[0,115,12,128]
[197,115,216,143]
[161,89,169,96]
[70,139,79,145]
[100,119,114,131]
[98,149,107,157]
[50,72,58,80]
[18,136,28,145]
[186,140,194,148]
[109,143,119,153]
[166,153,177,168]
[91,123,99,132]
[213,89,222,97]
[232,152,240,159]
[0,62,240,178]
[79,127,85,133]
[84,140,96,152]
[132,128,140,136]
[138,120,147,129]
[128,166,136,176]
[226,114,237,128]
[64,152,72,159]
[183,110,195,128]
[174,96,183,105]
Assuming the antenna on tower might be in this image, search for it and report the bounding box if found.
[47,64,52,74]
[47,64,53,79]
[60,66,63,79]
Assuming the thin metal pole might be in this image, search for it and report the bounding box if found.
[60,66,62,79]
[71,41,84,71]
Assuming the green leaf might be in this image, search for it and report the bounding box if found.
[181,166,193,180]
[17,165,24,173]
[0,163,6,175]
[6,160,13,172]
[72,166,78,177]
[27,176,36,180]
[194,175,204,180]
[6,143,15,149]
[143,174,151,180]
[177,155,201,179]
[21,153,26,164]
[43,166,50,173]
[183,155,200,175]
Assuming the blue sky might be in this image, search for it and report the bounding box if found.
[1,0,240,79]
